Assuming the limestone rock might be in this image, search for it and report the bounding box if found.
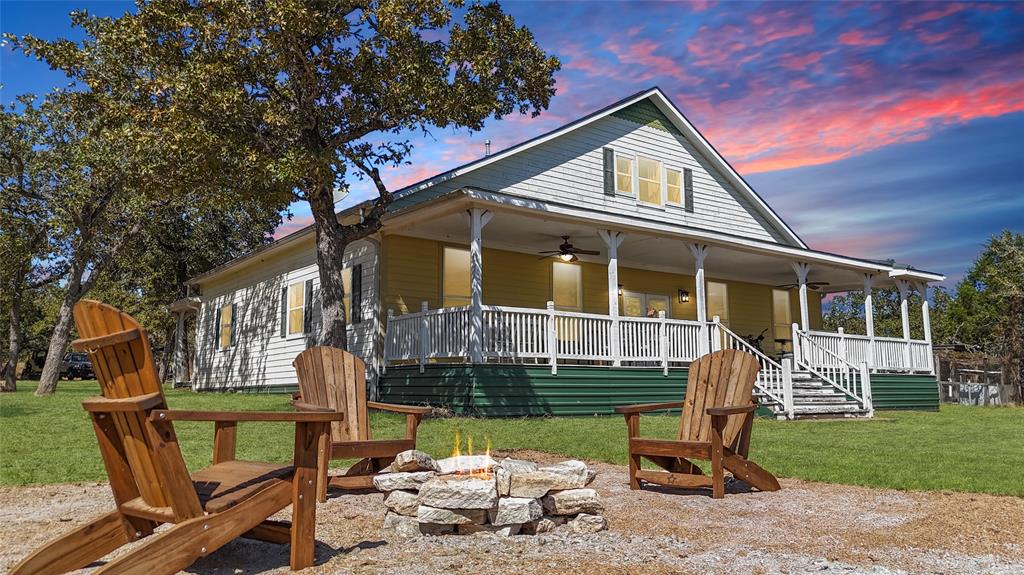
[542,488,604,516]
[569,513,608,534]
[419,475,498,509]
[499,458,539,474]
[585,468,597,485]
[416,505,488,525]
[436,455,497,475]
[520,515,567,535]
[383,489,419,516]
[387,450,441,473]
[508,461,589,498]
[457,523,521,536]
[383,512,455,538]
[373,471,435,492]
[489,496,543,526]
[495,466,512,496]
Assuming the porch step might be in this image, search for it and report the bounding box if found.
[759,370,869,420]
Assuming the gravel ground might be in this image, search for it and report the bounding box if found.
[2,450,1022,574]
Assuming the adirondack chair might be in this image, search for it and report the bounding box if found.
[11,301,342,575]
[614,349,781,499]
[292,346,431,502]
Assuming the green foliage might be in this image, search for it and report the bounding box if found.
[2,380,1021,496]
[824,286,947,340]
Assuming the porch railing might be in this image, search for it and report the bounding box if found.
[802,329,933,373]
[794,325,873,414]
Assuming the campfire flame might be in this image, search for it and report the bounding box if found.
[450,430,493,478]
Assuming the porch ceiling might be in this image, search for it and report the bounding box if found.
[385,203,891,292]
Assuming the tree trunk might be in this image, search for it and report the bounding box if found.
[1,294,21,392]
[308,184,349,350]
[35,265,86,396]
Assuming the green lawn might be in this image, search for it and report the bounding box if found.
[1,381,1021,497]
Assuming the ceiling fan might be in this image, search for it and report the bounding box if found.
[775,281,830,291]
[537,236,600,263]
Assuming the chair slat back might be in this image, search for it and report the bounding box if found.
[678,349,760,445]
[73,300,200,517]
[294,347,369,443]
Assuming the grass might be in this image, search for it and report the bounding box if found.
[1,380,1022,497]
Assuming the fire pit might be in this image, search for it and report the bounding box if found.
[375,433,606,537]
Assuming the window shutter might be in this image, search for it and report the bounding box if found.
[280,287,287,338]
[352,264,363,324]
[303,279,314,334]
[229,303,237,347]
[684,168,694,213]
[602,148,615,195]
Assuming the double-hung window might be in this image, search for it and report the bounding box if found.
[218,303,233,350]
[614,153,634,194]
[287,282,305,335]
[552,261,582,311]
[665,167,683,205]
[637,156,662,206]
[442,246,471,308]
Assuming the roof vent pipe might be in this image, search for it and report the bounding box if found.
[485,140,491,157]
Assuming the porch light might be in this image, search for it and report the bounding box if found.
[618,284,624,296]
[558,252,578,263]
[678,289,690,303]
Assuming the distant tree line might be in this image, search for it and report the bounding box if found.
[824,231,1024,396]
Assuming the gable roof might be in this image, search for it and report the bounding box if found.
[392,86,808,249]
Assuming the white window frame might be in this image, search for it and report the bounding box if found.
[706,280,730,327]
[664,164,684,207]
[613,150,635,196]
[286,281,305,337]
[636,155,665,208]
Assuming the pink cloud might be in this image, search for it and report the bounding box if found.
[837,30,888,47]
[273,214,313,239]
[900,3,967,29]
[779,51,823,71]
[603,38,699,83]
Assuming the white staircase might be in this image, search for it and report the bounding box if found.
[771,370,870,419]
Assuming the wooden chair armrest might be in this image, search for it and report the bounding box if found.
[82,392,164,413]
[366,401,432,415]
[705,404,756,417]
[71,328,140,353]
[614,401,685,414]
[292,401,335,413]
[149,409,344,423]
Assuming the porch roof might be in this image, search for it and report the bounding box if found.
[383,187,945,291]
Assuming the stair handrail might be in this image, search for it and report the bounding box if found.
[712,318,788,408]
[792,324,871,410]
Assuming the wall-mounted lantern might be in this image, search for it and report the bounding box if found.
[618,284,624,296]
[678,289,690,303]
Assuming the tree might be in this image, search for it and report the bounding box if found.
[823,286,949,341]
[84,0,560,349]
[0,97,64,392]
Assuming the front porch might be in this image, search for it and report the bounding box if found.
[379,191,941,418]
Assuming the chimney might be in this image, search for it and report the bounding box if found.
[485,140,491,157]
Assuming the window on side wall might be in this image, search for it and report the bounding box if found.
[772,288,793,353]
[614,153,634,194]
[665,167,682,205]
[442,246,471,308]
[637,156,662,206]
[287,282,305,335]
[218,303,233,350]
[706,280,730,326]
[342,267,352,323]
[552,261,582,311]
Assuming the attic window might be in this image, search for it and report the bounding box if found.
[614,154,633,194]
[666,167,682,205]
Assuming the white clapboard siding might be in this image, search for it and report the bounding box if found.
[401,110,789,244]
[192,238,379,392]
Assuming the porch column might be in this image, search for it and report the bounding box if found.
[863,274,876,369]
[688,244,710,355]
[173,311,187,385]
[468,208,493,364]
[916,281,934,374]
[791,262,811,331]
[896,278,912,369]
[598,230,625,367]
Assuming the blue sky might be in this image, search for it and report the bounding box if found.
[3,1,1022,286]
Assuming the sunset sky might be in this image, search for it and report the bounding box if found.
[3,1,1022,286]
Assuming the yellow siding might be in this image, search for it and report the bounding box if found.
[382,235,823,333]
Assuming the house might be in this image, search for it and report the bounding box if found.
[179,87,944,419]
